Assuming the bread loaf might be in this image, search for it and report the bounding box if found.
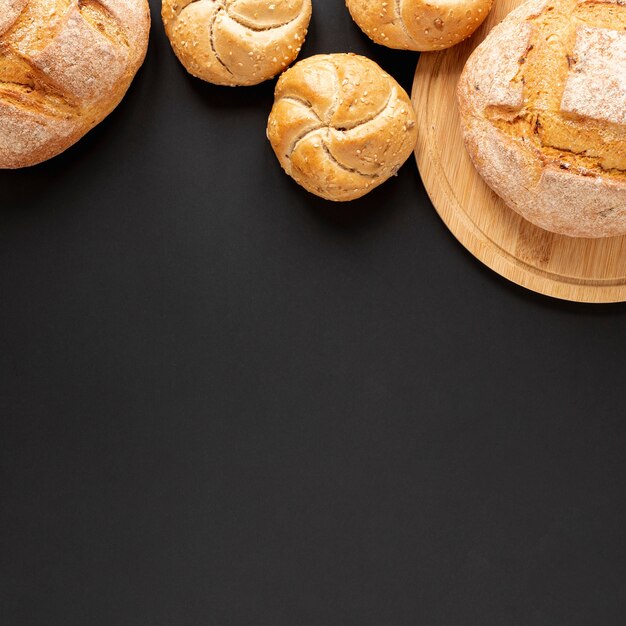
[267,54,417,201]
[346,0,493,51]
[0,0,150,169]
[458,0,626,238]
[162,0,312,87]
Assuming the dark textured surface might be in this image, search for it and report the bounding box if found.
[1,2,626,625]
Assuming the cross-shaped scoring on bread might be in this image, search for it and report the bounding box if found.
[458,0,626,238]
[0,0,150,168]
[267,54,417,201]
[162,0,312,86]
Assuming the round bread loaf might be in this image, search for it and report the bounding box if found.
[458,0,626,238]
[267,54,417,201]
[162,0,312,87]
[0,0,150,169]
[345,0,493,51]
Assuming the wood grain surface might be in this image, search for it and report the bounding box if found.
[412,0,626,303]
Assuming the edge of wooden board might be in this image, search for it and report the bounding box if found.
[412,49,626,304]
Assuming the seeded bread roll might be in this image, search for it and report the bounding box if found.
[345,0,493,51]
[162,0,312,87]
[267,53,417,201]
[0,0,150,169]
[458,0,626,238]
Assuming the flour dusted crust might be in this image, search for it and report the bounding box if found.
[162,0,312,87]
[458,0,626,238]
[346,0,493,51]
[267,54,417,201]
[0,0,150,169]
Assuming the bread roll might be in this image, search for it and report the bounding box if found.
[346,0,493,51]
[0,0,150,169]
[267,54,417,201]
[458,0,626,238]
[162,0,312,87]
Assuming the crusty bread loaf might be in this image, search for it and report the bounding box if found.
[0,0,150,169]
[458,0,626,238]
[267,54,417,201]
[162,0,311,87]
[346,0,493,51]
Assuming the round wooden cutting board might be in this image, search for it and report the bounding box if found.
[412,0,626,303]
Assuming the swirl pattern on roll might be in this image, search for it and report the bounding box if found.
[345,0,493,51]
[162,0,312,87]
[267,54,417,201]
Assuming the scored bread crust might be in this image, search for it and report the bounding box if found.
[345,0,494,51]
[458,0,626,238]
[266,53,417,201]
[0,0,150,169]
[162,0,312,87]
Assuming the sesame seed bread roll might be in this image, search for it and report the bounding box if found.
[458,0,626,238]
[0,0,150,169]
[345,0,493,51]
[267,54,417,201]
[162,0,312,87]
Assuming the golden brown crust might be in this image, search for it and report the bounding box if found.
[458,0,626,238]
[267,53,417,201]
[161,0,312,87]
[345,0,493,51]
[0,0,150,169]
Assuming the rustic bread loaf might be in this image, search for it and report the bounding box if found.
[345,0,493,51]
[162,0,311,87]
[0,0,150,169]
[267,54,417,201]
[458,0,626,238]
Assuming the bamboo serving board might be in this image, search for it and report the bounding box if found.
[411,0,626,303]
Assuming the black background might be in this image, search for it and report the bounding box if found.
[2,1,626,624]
